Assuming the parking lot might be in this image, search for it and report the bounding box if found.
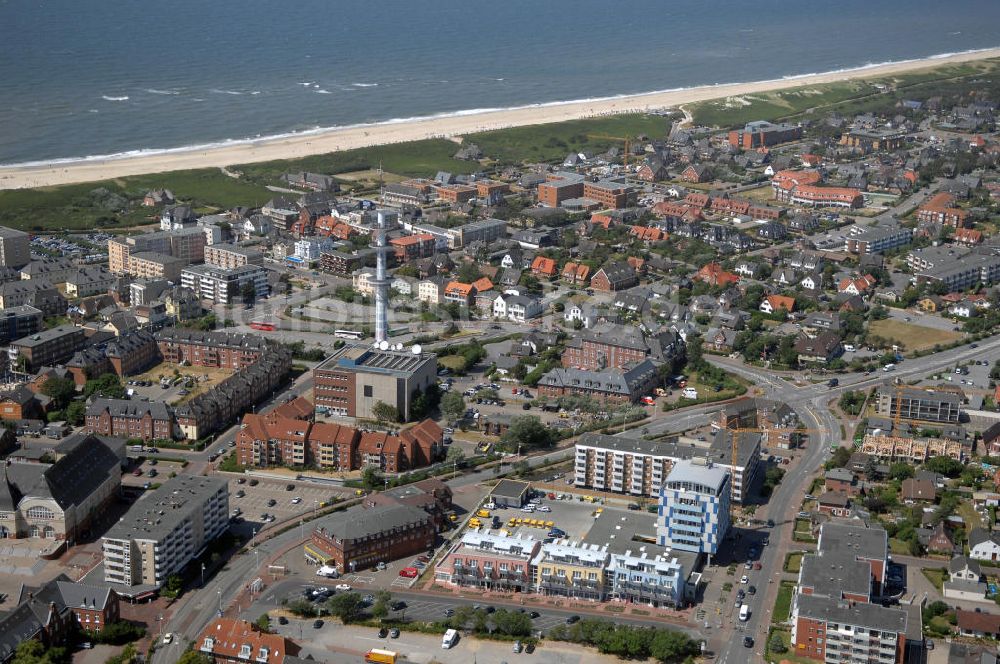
[227,477,353,528]
[121,457,186,488]
[465,492,606,542]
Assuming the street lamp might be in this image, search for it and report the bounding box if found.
[201,562,205,587]
[217,590,223,616]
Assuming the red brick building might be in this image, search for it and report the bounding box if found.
[305,504,436,572]
[434,184,477,204]
[196,618,299,664]
[728,121,802,149]
[537,173,585,207]
[590,262,638,292]
[583,180,634,209]
[85,398,174,441]
[917,192,970,228]
[155,329,270,370]
[390,234,436,262]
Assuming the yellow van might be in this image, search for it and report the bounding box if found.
[476,509,490,518]
[469,518,482,528]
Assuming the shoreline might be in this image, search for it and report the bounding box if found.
[2,47,999,190]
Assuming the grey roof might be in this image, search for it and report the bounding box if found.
[818,520,887,562]
[950,555,982,576]
[490,479,531,500]
[665,459,729,493]
[795,593,907,632]
[314,504,431,543]
[10,323,82,348]
[799,552,871,598]
[0,225,29,239]
[104,474,227,542]
[825,467,854,483]
[970,527,1000,549]
[537,359,657,396]
[86,397,172,422]
[577,431,761,471]
[0,435,121,512]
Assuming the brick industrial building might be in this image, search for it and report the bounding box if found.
[728,120,802,149]
[313,344,437,422]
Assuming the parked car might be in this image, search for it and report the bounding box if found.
[566,615,580,624]
[389,628,400,639]
[743,636,754,648]
[378,628,388,638]
[313,619,324,629]
[512,641,523,653]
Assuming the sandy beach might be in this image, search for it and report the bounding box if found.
[2,48,999,190]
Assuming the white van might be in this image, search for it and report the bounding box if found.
[682,387,698,400]
[843,344,855,353]
[739,604,750,622]
[883,364,895,372]
[442,629,459,649]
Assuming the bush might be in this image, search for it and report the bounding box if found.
[83,621,146,645]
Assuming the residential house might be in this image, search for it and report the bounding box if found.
[759,295,794,315]
[590,263,638,292]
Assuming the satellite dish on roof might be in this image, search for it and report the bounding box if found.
[412,344,422,355]
[379,340,389,351]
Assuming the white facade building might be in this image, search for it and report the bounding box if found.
[656,460,730,557]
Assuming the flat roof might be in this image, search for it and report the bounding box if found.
[490,479,530,499]
[795,593,907,632]
[665,459,729,493]
[316,343,436,377]
[11,324,83,348]
[104,475,226,543]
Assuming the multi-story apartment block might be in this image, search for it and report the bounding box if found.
[102,475,229,592]
[128,252,187,282]
[532,541,608,600]
[319,248,376,276]
[20,258,77,284]
[728,120,802,149]
[108,227,205,275]
[792,595,908,663]
[582,179,635,209]
[537,173,585,208]
[0,305,43,344]
[562,324,681,371]
[876,386,962,424]
[574,431,760,504]
[203,243,264,269]
[8,324,86,373]
[845,225,913,255]
[435,532,539,592]
[791,521,907,663]
[606,552,685,608]
[916,253,1000,291]
[0,280,67,316]
[65,267,116,298]
[775,184,864,208]
[235,411,441,473]
[306,504,435,572]
[180,263,269,303]
[389,233,436,262]
[85,398,174,441]
[839,128,906,153]
[155,328,271,370]
[906,245,969,272]
[312,344,437,422]
[0,225,31,268]
[917,192,970,228]
[656,460,731,557]
[434,183,477,204]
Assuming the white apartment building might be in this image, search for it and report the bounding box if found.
[606,552,684,607]
[180,264,269,304]
[102,475,228,591]
[417,278,444,305]
[492,293,542,322]
[656,460,731,558]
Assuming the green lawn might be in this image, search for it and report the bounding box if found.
[0,169,272,232]
[922,568,947,593]
[783,552,804,574]
[868,319,964,353]
[689,57,1000,128]
[468,114,671,165]
[793,518,816,543]
[773,581,797,623]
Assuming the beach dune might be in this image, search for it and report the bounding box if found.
[2,48,999,190]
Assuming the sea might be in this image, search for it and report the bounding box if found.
[1,0,999,166]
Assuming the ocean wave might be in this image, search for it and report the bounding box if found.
[315,89,331,94]
[250,91,262,95]
[299,82,315,87]
[352,82,378,88]
[210,89,244,95]
[7,45,1000,170]
[101,95,129,101]
[145,88,180,95]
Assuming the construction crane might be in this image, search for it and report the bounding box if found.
[587,134,632,168]
[728,426,821,506]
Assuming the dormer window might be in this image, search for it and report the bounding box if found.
[256,647,270,662]
[201,638,215,652]
[239,644,252,659]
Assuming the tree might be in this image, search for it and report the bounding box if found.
[371,590,392,622]
[175,653,213,664]
[361,466,381,491]
[925,455,963,478]
[11,640,70,664]
[83,373,126,399]
[64,400,86,426]
[648,629,699,662]
[40,376,76,409]
[769,634,788,654]
[241,280,256,304]
[501,415,556,451]
[825,446,851,470]
[686,335,705,371]
[371,400,400,424]
[441,391,466,423]
[838,390,866,416]
[888,463,914,481]
[254,613,271,633]
[445,445,465,469]
[326,592,364,623]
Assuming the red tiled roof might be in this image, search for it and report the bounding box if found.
[197,618,298,664]
[531,256,557,275]
[765,295,795,312]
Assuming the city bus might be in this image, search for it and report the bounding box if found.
[250,320,276,332]
[334,329,363,340]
